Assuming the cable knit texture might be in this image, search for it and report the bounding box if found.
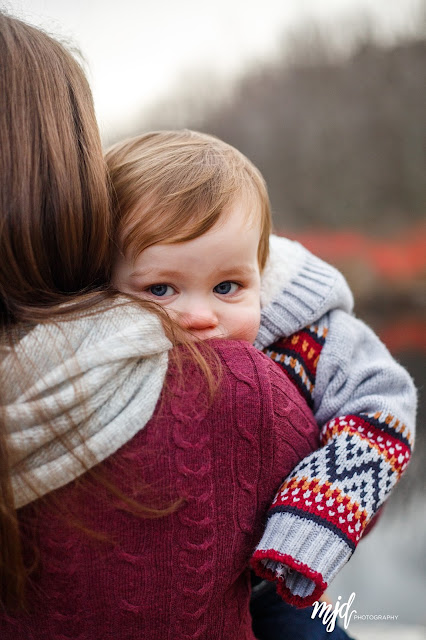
[0,341,319,640]
[251,235,417,607]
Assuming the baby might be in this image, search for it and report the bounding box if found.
[107,131,416,622]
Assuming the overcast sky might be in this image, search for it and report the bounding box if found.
[5,0,423,139]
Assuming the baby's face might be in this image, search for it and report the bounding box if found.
[112,200,262,343]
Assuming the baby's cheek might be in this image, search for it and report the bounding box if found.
[248,310,261,344]
[232,309,261,344]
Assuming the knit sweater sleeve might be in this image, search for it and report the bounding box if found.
[251,237,417,608]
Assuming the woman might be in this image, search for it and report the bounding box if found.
[0,13,321,639]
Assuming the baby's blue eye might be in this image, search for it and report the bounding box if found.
[214,281,239,295]
[148,284,174,297]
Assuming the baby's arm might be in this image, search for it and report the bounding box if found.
[250,236,417,608]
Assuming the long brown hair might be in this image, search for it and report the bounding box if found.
[0,14,218,612]
[0,13,113,323]
[0,11,117,610]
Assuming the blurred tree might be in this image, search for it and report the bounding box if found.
[130,22,426,477]
[135,25,425,235]
[202,38,426,234]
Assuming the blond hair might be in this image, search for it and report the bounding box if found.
[106,130,272,271]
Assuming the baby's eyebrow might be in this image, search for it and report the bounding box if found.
[129,268,179,280]
[128,269,151,280]
[213,265,257,279]
[129,265,256,280]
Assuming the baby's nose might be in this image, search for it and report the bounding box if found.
[179,307,219,332]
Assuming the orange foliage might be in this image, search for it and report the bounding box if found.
[285,224,426,282]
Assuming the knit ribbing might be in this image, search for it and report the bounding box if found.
[255,236,353,349]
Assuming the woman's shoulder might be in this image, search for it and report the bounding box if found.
[213,338,319,443]
[208,339,317,418]
[167,339,283,420]
[165,339,318,458]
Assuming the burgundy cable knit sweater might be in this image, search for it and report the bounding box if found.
[1,341,319,640]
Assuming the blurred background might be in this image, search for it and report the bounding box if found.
[5,0,426,637]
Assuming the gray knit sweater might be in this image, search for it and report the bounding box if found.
[252,235,417,607]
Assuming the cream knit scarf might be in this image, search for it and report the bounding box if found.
[2,301,172,509]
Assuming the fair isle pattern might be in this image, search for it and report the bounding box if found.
[263,324,327,408]
[253,327,414,607]
[321,413,412,481]
[269,475,367,547]
[265,413,410,548]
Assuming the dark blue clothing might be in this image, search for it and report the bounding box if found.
[250,577,355,640]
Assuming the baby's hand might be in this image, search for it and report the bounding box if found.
[319,592,333,606]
